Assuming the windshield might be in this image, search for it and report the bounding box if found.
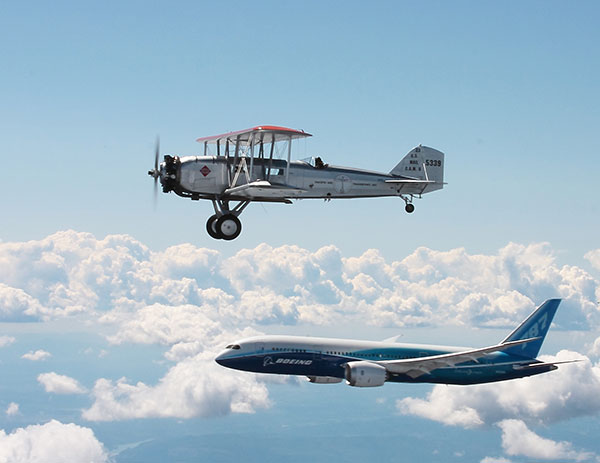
[299,156,316,167]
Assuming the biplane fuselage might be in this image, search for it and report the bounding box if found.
[174,156,442,201]
[148,125,445,240]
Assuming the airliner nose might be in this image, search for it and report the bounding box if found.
[215,350,228,366]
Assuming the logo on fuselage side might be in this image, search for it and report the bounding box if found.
[200,165,211,177]
[275,358,312,366]
[263,357,313,367]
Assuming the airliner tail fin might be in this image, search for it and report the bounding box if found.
[501,299,561,358]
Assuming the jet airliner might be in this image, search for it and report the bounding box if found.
[216,299,573,387]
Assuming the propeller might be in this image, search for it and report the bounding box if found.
[147,136,160,208]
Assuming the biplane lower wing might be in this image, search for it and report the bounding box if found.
[223,180,307,199]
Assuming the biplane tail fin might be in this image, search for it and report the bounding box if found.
[390,146,445,184]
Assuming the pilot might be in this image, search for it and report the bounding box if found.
[315,157,327,169]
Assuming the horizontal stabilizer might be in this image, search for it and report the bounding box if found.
[512,359,582,370]
[384,179,437,184]
[384,179,442,195]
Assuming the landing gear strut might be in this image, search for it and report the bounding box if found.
[401,195,415,214]
[206,199,249,240]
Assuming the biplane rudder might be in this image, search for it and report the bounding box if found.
[390,146,445,185]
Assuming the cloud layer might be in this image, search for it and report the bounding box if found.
[2,232,600,423]
[1,232,598,331]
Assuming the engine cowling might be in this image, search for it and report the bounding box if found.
[307,376,343,384]
[344,361,387,387]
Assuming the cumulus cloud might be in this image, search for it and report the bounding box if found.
[0,284,45,321]
[0,335,15,347]
[498,419,594,461]
[0,232,598,330]
[82,351,270,421]
[397,351,600,428]
[37,372,86,394]
[480,457,512,463]
[591,337,600,358]
[5,402,19,416]
[585,249,600,271]
[22,350,51,361]
[0,420,108,463]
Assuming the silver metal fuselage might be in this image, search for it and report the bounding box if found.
[169,156,442,201]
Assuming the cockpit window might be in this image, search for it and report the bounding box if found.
[225,344,241,350]
[299,156,327,168]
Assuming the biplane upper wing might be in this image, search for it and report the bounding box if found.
[223,180,306,199]
[196,125,312,145]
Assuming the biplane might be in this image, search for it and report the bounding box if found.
[148,125,445,240]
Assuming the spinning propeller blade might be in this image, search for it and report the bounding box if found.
[148,136,160,209]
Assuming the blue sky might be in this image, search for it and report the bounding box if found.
[1,1,600,462]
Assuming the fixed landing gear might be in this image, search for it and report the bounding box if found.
[401,195,415,214]
[206,200,249,241]
[216,214,242,240]
[206,213,243,240]
[206,214,221,239]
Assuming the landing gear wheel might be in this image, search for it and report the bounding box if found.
[216,214,242,241]
[405,203,415,213]
[206,214,222,240]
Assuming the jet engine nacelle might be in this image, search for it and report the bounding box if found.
[344,361,387,387]
[307,376,343,384]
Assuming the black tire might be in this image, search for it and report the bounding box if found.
[405,203,415,213]
[206,214,222,239]
[216,214,242,241]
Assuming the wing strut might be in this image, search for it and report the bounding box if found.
[248,132,256,180]
[285,135,292,183]
[231,135,241,187]
[267,133,275,181]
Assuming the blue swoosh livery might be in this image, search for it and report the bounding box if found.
[216,299,574,387]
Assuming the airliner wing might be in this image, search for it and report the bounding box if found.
[380,337,539,379]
